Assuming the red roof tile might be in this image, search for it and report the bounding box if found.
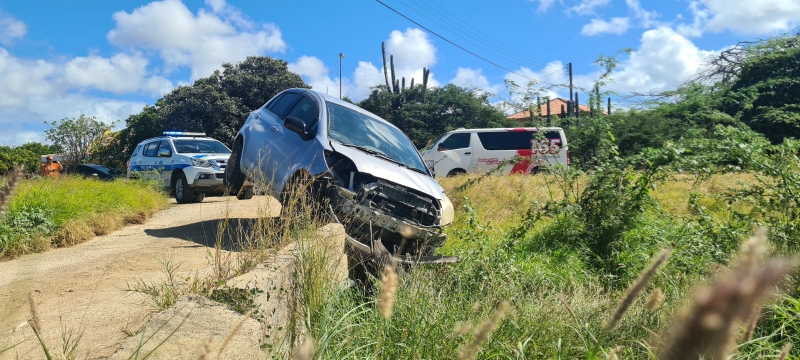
[507,97,602,120]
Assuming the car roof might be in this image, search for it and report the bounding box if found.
[136,135,218,145]
[290,88,402,131]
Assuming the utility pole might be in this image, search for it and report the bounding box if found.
[568,62,573,114]
[339,53,345,99]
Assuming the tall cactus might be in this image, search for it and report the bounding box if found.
[409,78,414,89]
[382,42,391,93]
[421,67,430,102]
[402,77,406,92]
[390,55,397,94]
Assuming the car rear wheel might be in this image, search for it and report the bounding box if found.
[447,168,467,177]
[173,172,196,204]
[225,139,249,198]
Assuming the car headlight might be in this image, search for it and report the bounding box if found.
[440,193,454,226]
[190,158,212,168]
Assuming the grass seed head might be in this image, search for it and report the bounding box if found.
[778,342,792,360]
[646,288,665,311]
[658,258,796,360]
[458,302,510,360]
[608,248,672,330]
[377,265,398,319]
[608,345,621,360]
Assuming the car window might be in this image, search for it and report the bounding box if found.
[439,133,470,150]
[265,94,283,111]
[477,131,561,150]
[327,102,428,174]
[172,139,231,154]
[143,142,159,157]
[285,96,318,128]
[269,93,301,119]
[131,144,143,157]
[158,140,172,156]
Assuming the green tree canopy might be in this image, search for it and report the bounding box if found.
[44,115,116,165]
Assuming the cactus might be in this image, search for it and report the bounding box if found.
[382,42,391,93]
[410,78,414,89]
[394,79,400,94]
[402,77,406,92]
[422,67,429,102]
[390,55,397,94]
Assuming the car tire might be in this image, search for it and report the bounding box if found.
[173,172,195,204]
[236,186,254,200]
[447,168,467,177]
[193,192,206,203]
[225,139,248,197]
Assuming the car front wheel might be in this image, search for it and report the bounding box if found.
[173,172,196,204]
[225,139,248,198]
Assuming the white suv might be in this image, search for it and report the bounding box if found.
[127,132,234,203]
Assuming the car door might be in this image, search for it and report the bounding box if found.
[138,141,161,181]
[155,140,174,188]
[276,94,321,189]
[432,132,473,175]
[250,92,303,193]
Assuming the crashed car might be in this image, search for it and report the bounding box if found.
[225,88,456,264]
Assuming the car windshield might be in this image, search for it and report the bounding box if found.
[326,102,428,174]
[173,139,231,154]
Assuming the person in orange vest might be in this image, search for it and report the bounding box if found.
[39,155,64,178]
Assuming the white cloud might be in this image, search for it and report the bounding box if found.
[0,130,46,147]
[504,61,569,100]
[0,48,57,108]
[351,61,385,100]
[568,0,611,15]
[0,12,26,46]
[449,67,502,95]
[626,0,661,28]
[64,53,172,96]
[678,0,800,36]
[107,0,287,80]
[288,55,345,98]
[530,0,562,13]
[609,27,717,93]
[384,28,438,86]
[581,17,631,36]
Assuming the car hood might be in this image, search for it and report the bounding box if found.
[183,153,231,161]
[330,142,444,200]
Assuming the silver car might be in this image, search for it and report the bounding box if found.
[225,88,457,264]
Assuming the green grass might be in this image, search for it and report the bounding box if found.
[297,171,798,359]
[0,175,169,258]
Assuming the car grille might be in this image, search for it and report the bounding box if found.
[216,173,224,179]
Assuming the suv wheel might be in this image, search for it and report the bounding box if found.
[225,140,248,197]
[173,172,196,204]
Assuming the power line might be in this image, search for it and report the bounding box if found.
[376,0,561,87]
[400,0,554,70]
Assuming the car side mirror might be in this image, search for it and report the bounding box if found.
[284,116,310,139]
[157,149,171,157]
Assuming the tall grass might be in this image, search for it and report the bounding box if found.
[0,176,168,257]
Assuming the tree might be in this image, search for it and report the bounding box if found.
[359,84,514,148]
[0,142,60,174]
[44,115,117,164]
[120,56,308,148]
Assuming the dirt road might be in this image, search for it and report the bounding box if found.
[0,195,280,359]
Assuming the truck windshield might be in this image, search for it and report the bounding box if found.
[326,102,428,174]
[173,139,231,154]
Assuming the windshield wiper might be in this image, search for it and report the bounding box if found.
[338,142,428,175]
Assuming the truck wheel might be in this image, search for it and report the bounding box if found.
[193,192,206,203]
[225,139,247,196]
[173,172,195,204]
[447,169,467,177]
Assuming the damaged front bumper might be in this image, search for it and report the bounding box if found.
[328,185,459,265]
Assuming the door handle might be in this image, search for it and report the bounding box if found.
[271,126,280,132]
[464,152,472,155]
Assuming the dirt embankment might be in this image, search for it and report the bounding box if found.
[0,195,280,359]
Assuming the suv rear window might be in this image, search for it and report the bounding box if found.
[477,131,561,151]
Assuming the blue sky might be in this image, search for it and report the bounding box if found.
[1,0,799,146]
